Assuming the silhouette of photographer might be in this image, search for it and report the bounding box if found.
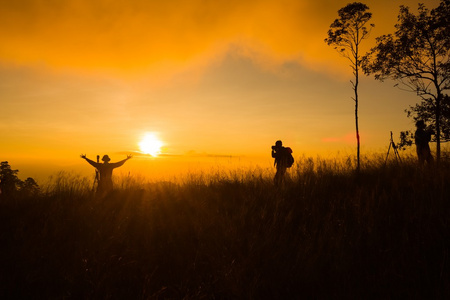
[81,154,132,194]
[414,120,433,165]
[271,140,294,186]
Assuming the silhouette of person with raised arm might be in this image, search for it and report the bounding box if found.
[271,140,294,186]
[414,120,434,165]
[81,154,132,194]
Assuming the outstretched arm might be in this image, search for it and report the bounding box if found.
[80,154,99,168]
[111,155,132,168]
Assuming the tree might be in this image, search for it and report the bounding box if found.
[0,161,40,198]
[0,161,21,196]
[19,177,40,197]
[325,2,374,171]
[363,0,450,162]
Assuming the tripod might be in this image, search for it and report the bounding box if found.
[92,155,100,191]
[385,131,402,165]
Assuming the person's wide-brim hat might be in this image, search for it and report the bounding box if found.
[102,155,111,162]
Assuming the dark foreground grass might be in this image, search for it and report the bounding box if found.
[0,157,449,299]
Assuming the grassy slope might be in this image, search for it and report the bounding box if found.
[0,157,449,299]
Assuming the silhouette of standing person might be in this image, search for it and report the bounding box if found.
[271,140,293,186]
[81,154,132,194]
[414,120,433,165]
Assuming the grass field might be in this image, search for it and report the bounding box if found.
[1,155,449,299]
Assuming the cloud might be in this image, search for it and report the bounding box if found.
[0,0,440,77]
[322,132,355,144]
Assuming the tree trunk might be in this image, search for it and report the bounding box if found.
[436,93,441,163]
[355,87,360,172]
[355,50,361,172]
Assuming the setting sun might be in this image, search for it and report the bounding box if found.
[139,133,163,157]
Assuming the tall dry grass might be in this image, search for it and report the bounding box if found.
[0,155,449,299]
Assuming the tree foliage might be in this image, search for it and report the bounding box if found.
[363,0,450,160]
[325,2,374,71]
[408,94,450,139]
[0,161,39,198]
[0,161,21,196]
[325,2,374,171]
[18,177,40,197]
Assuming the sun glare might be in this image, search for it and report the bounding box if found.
[139,133,163,157]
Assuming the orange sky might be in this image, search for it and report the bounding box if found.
[0,0,444,182]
